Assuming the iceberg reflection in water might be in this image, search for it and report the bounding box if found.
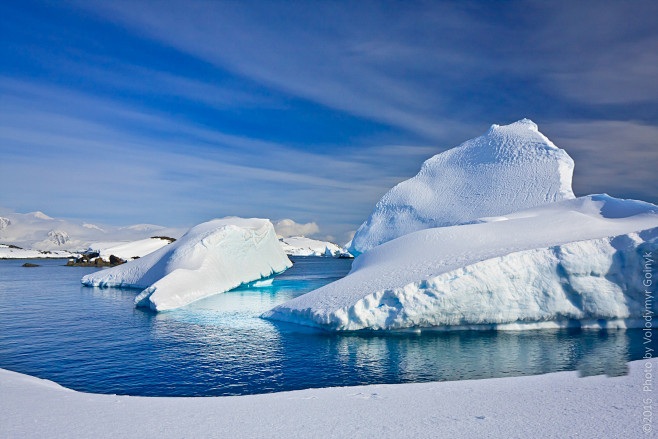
[0,258,646,397]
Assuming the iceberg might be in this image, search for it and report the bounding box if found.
[279,236,352,257]
[349,119,575,254]
[82,218,292,311]
[264,195,658,330]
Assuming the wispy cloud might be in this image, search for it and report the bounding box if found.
[2,1,657,243]
[0,78,440,241]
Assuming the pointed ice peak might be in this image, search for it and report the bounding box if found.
[489,118,538,133]
[349,119,575,254]
[31,211,53,220]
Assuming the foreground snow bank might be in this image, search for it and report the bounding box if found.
[279,236,352,257]
[349,119,575,254]
[1,359,651,439]
[81,218,292,311]
[265,195,658,330]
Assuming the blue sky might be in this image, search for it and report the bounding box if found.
[1,0,657,244]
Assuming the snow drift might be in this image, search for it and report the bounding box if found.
[349,119,575,254]
[82,218,292,311]
[264,195,658,331]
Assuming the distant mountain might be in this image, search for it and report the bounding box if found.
[0,208,185,252]
[279,236,352,258]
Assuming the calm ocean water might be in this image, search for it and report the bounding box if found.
[0,257,650,396]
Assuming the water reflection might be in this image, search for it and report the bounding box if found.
[0,258,649,397]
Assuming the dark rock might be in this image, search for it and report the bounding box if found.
[22,263,40,267]
[109,255,125,265]
[151,236,176,243]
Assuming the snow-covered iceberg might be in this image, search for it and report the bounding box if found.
[82,218,292,311]
[349,119,575,254]
[264,195,658,331]
[279,236,352,257]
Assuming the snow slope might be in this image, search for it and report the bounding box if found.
[81,218,292,311]
[0,245,76,259]
[265,195,658,330]
[349,119,575,254]
[279,236,352,257]
[0,208,184,252]
[1,359,651,439]
[87,237,174,262]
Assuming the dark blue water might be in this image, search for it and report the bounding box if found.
[0,258,650,396]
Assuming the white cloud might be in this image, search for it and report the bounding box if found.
[274,219,320,238]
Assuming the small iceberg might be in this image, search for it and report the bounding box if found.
[82,218,292,311]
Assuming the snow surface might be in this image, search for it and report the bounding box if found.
[279,236,352,257]
[0,208,184,251]
[87,237,174,262]
[265,195,658,330]
[81,218,292,311]
[1,359,651,438]
[349,119,575,254]
[0,245,76,259]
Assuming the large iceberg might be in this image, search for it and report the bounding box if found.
[82,218,292,311]
[349,119,575,254]
[264,195,658,330]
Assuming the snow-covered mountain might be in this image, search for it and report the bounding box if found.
[349,119,575,255]
[0,208,184,252]
[279,236,352,257]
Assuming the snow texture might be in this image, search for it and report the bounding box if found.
[81,218,292,311]
[265,195,658,330]
[279,236,351,257]
[349,119,575,254]
[1,359,651,439]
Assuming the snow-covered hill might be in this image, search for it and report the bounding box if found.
[0,244,77,259]
[279,236,352,257]
[265,195,658,330]
[0,208,184,252]
[1,358,651,439]
[349,119,575,255]
[87,237,175,262]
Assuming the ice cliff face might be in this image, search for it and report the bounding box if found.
[349,119,574,255]
[82,218,292,311]
[264,196,658,331]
